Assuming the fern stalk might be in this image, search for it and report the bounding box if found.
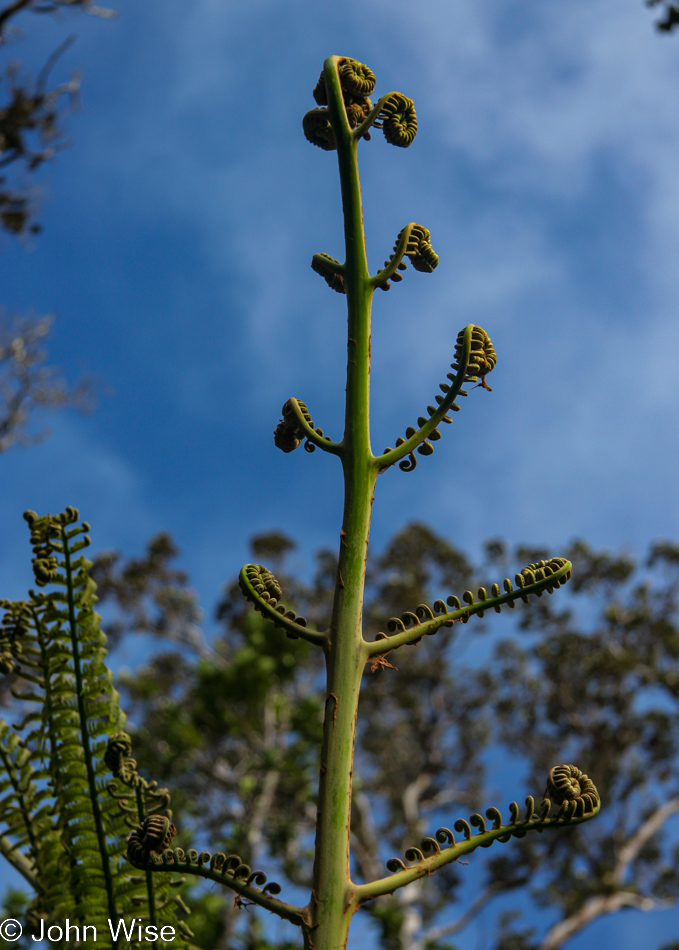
[122,55,601,950]
[307,55,378,950]
[61,526,120,938]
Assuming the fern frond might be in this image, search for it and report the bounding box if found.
[0,509,193,947]
[367,556,572,655]
[354,765,600,904]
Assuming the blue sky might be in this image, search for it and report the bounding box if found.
[2,0,679,945]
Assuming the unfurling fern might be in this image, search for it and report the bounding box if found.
[0,508,191,948]
[378,324,496,474]
[384,765,600,875]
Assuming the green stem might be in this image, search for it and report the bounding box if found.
[306,55,375,950]
[61,529,119,947]
[31,605,83,916]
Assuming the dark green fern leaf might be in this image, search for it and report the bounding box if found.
[0,508,193,948]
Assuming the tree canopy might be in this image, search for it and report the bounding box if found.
[75,523,679,950]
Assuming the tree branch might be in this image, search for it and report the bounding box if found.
[614,797,679,883]
[411,883,504,950]
[0,834,40,891]
[538,798,679,950]
[539,892,673,950]
[0,0,32,36]
[351,792,381,884]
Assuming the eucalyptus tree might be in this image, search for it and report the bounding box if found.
[92,527,679,950]
[483,538,679,950]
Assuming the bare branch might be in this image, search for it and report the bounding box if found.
[539,892,674,950]
[537,799,679,950]
[0,313,91,452]
[411,883,505,950]
[402,773,430,829]
[614,797,679,883]
[0,0,115,37]
[0,0,32,36]
[0,832,39,891]
[351,792,381,883]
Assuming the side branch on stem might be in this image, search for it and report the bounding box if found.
[239,564,326,646]
[366,557,572,656]
[274,397,342,456]
[127,847,307,927]
[374,324,496,473]
[353,769,600,906]
[371,223,438,292]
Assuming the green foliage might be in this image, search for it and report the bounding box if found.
[94,527,679,950]
[0,506,191,947]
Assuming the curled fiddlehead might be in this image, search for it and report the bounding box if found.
[239,564,325,646]
[307,58,374,148]
[105,732,172,830]
[313,59,374,129]
[127,815,177,865]
[456,324,497,391]
[274,399,314,453]
[23,506,86,587]
[373,92,417,147]
[311,252,345,294]
[273,398,329,453]
[543,764,599,819]
[378,324,495,473]
[383,764,600,879]
[274,397,339,455]
[0,600,29,674]
[515,558,571,600]
[313,69,328,105]
[104,731,138,786]
[345,96,373,131]
[338,59,376,97]
[403,225,438,273]
[303,108,336,151]
[368,556,572,655]
[374,223,439,292]
[313,58,376,103]
[310,56,418,151]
